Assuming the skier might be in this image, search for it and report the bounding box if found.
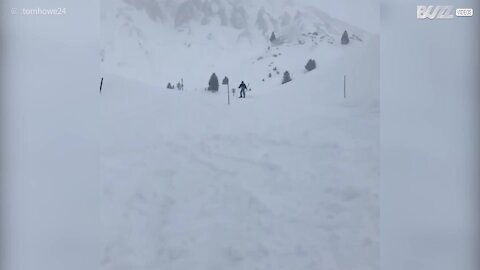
[238,81,247,98]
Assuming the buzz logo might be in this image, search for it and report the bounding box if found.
[417,5,454,19]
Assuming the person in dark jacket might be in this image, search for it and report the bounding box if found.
[238,81,247,98]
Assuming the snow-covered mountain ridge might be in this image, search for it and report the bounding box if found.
[101,0,371,87]
[104,0,367,39]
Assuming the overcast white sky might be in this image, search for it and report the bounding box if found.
[302,0,379,33]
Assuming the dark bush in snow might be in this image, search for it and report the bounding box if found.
[167,82,174,89]
[208,73,219,92]
[270,32,276,42]
[222,76,229,85]
[282,71,292,84]
[341,30,350,45]
[305,59,316,72]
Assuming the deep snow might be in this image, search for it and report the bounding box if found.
[100,35,379,269]
[100,1,379,269]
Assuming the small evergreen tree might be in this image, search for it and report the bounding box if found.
[282,71,292,84]
[167,82,173,89]
[270,32,276,42]
[268,73,272,78]
[341,30,350,45]
[208,73,219,92]
[222,76,229,85]
[305,59,316,72]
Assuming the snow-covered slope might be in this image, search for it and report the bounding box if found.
[100,0,379,269]
[100,26,379,269]
[101,0,370,86]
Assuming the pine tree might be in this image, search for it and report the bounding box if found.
[282,71,292,84]
[222,76,229,85]
[208,73,219,92]
[341,30,350,45]
[167,82,173,89]
[305,59,316,72]
[270,32,276,42]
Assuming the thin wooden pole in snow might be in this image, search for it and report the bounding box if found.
[223,76,230,105]
[344,75,346,99]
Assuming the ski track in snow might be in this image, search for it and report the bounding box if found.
[100,5,379,266]
[100,69,378,270]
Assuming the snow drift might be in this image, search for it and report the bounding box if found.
[100,1,379,269]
